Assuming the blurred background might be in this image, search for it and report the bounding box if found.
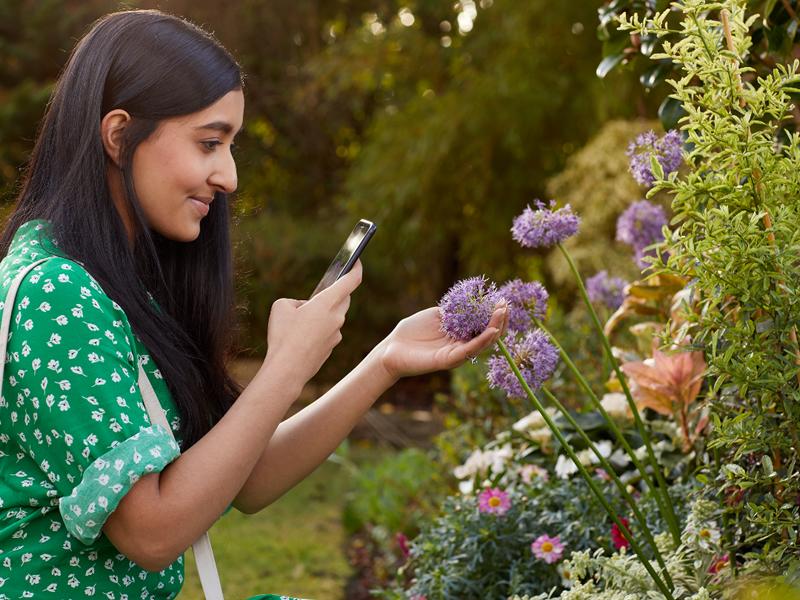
[1,0,666,597]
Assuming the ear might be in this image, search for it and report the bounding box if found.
[100,109,132,167]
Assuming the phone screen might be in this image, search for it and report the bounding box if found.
[311,219,376,297]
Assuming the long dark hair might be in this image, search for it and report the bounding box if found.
[1,10,244,449]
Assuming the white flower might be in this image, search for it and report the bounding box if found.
[458,479,474,495]
[601,393,631,420]
[513,410,542,431]
[488,444,513,475]
[557,562,574,588]
[519,464,549,483]
[594,440,613,459]
[525,427,552,447]
[453,449,490,480]
[555,454,578,479]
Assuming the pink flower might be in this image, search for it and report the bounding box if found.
[531,534,565,564]
[708,554,730,574]
[409,596,427,600]
[478,487,511,515]
[396,532,410,560]
[611,517,631,550]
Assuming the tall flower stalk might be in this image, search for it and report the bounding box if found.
[556,241,682,543]
[534,317,679,543]
[508,199,681,543]
[496,339,676,599]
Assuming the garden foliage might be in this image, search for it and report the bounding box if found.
[618,0,800,575]
[371,1,800,598]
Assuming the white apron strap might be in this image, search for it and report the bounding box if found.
[0,256,224,600]
[137,365,224,600]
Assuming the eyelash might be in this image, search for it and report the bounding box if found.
[201,140,237,153]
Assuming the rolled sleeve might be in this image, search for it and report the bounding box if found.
[58,424,180,544]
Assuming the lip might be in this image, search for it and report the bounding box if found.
[189,197,212,217]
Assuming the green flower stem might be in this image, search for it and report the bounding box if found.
[497,340,675,600]
[535,317,677,546]
[538,386,674,589]
[556,242,682,544]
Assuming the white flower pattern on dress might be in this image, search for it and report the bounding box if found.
[0,221,185,599]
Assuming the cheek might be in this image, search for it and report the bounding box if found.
[132,141,206,201]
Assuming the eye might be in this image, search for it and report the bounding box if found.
[201,140,222,151]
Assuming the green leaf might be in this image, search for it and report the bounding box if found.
[762,454,776,477]
[596,53,625,78]
[640,61,673,89]
[658,96,685,130]
[763,0,780,28]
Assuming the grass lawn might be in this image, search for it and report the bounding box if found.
[180,457,354,599]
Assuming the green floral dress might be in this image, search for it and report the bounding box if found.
[0,221,300,600]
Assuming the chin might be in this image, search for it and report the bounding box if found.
[160,222,202,243]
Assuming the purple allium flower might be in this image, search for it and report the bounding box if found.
[487,330,559,397]
[511,200,580,249]
[438,276,500,341]
[586,270,627,310]
[616,200,668,268]
[627,129,684,188]
[477,487,511,515]
[498,279,549,333]
[531,534,565,564]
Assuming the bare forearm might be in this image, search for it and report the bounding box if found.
[234,343,396,513]
[105,357,302,566]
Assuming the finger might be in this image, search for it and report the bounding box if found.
[486,305,508,334]
[334,260,363,295]
[458,326,499,362]
[315,261,363,304]
[276,298,305,309]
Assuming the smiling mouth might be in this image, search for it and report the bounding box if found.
[189,197,212,217]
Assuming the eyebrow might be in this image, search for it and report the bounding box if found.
[195,121,244,135]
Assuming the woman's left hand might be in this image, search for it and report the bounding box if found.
[376,302,508,381]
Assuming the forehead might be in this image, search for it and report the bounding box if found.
[163,89,245,133]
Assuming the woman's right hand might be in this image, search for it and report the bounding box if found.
[262,261,362,388]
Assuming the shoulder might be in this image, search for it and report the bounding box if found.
[8,257,139,367]
[15,257,117,312]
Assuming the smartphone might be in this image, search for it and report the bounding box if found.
[310,219,377,297]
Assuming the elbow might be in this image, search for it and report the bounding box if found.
[231,497,261,515]
[108,525,183,572]
[131,542,182,573]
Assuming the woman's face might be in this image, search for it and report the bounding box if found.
[130,89,244,242]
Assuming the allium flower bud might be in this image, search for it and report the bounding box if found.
[511,200,580,249]
[438,276,500,341]
[487,330,559,397]
[616,200,668,268]
[586,271,627,310]
[498,279,548,333]
[627,129,684,188]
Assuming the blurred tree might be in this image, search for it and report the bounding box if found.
[0,0,116,203]
[333,1,644,340]
[1,0,650,382]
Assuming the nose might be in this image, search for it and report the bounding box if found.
[208,147,238,194]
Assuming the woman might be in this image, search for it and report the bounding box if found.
[0,9,506,599]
